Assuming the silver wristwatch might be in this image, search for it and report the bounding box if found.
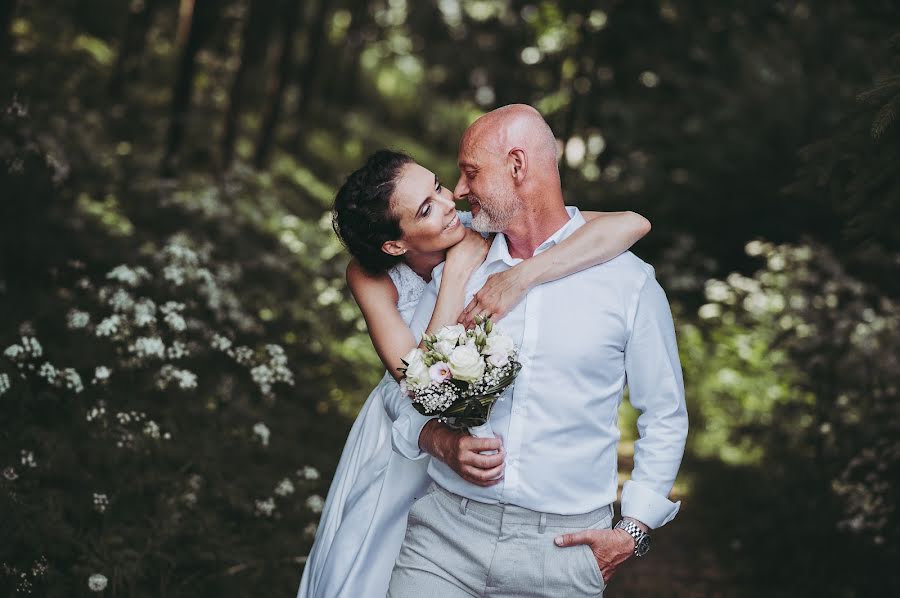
[614,519,651,557]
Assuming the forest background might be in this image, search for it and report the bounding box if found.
[1,0,898,596]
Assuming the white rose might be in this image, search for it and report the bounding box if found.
[487,352,509,368]
[484,332,515,356]
[448,344,485,383]
[436,324,466,344]
[402,348,431,387]
[434,339,457,358]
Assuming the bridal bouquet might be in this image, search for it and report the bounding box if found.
[398,316,521,437]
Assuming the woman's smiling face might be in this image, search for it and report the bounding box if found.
[383,161,466,258]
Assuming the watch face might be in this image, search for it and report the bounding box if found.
[636,535,651,557]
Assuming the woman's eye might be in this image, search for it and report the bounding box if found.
[422,204,431,217]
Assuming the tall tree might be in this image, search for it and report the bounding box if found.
[222,0,271,169]
[254,0,303,169]
[108,0,162,100]
[295,0,328,121]
[0,0,16,59]
[161,0,218,176]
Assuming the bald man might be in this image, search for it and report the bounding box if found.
[385,105,688,597]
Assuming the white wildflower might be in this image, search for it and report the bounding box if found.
[62,368,84,393]
[93,366,111,383]
[130,337,165,359]
[66,309,91,329]
[275,478,295,497]
[163,264,186,286]
[161,301,187,331]
[133,298,157,327]
[20,450,36,468]
[156,365,197,390]
[166,340,189,360]
[0,373,10,396]
[2,466,17,481]
[93,492,109,513]
[231,346,254,365]
[253,422,270,447]
[39,362,58,382]
[3,344,24,361]
[106,264,148,287]
[255,497,276,517]
[211,334,232,351]
[21,337,42,358]
[305,494,325,514]
[108,288,135,312]
[143,420,161,439]
[87,573,108,592]
[86,405,106,422]
[95,315,121,337]
[298,465,320,481]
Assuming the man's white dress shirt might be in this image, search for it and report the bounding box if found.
[384,207,688,528]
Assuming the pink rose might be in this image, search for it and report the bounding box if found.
[429,361,452,383]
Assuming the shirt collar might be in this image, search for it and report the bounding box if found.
[484,206,585,267]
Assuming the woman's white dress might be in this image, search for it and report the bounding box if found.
[297,211,471,598]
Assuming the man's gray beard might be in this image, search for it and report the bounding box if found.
[470,196,518,233]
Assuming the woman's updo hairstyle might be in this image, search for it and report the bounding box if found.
[332,150,413,274]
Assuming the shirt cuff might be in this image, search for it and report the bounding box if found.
[390,405,432,461]
[620,479,681,529]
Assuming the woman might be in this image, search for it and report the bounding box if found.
[297,150,650,598]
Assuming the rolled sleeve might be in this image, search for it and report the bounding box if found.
[621,274,689,529]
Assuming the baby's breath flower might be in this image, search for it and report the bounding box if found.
[66,309,91,329]
[87,573,108,592]
[305,494,325,514]
[298,465,320,481]
[274,478,295,497]
[255,497,276,517]
[0,373,10,396]
[2,466,17,481]
[93,366,111,383]
[253,422,270,447]
[93,492,109,513]
[156,365,197,390]
[303,522,319,539]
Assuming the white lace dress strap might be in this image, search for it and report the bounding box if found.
[387,262,427,324]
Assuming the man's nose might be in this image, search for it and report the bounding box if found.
[453,176,468,199]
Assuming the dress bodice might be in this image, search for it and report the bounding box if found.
[387,262,427,325]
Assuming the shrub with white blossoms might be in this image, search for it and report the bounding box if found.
[400,316,521,434]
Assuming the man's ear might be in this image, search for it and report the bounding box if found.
[508,147,527,183]
[381,239,407,257]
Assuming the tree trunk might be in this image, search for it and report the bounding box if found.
[253,0,302,169]
[0,0,17,59]
[108,0,161,99]
[222,0,271,170]
[161,0,217,176]
[295,0,328,121]
[324,0,369,107]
